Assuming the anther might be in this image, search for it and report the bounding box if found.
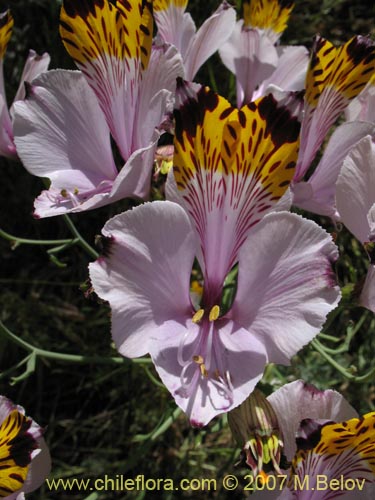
[200,364,208,377]
[209,305,220,321]
[60,189,68,198]
[192,308,204,323]
[193,355,204,364]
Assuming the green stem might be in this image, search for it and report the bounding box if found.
[0,320,151,365]
[0,227,77,246]
[62,215,99,260]
[312,338,375,382]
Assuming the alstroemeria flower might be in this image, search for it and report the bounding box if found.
[89,84,340,426]
[219,0,308,107]
[153,0,236,81]
[229,380,357,484]
[241,382,375,499]
[12,0,183,217]
[0,395,51,499]
[335,134,375,312]
[291,34,375,214]
[0,10,50,160]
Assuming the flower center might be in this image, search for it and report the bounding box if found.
[176,305,234,408]
[48,180,114,208]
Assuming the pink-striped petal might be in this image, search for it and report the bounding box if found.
[232,212,340,365]
[171,81,300,291]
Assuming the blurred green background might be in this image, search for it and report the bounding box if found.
[0,0,375,498]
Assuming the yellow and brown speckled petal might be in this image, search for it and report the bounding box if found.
[306,35,375,109]
[296,34,375,181]
[0,10,13,60]
[0,410,37,498]
[153,0,188,11]
[60,0,152,68]
[288,412,375,492]
[305,36,336,109]
[243,0,294,40]
[59,0,153,161]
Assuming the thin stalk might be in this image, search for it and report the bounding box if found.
[0,227,77,246]
[312,338,375,382]
[62,215,99,260]
[0,320,151,365]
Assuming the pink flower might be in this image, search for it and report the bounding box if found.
[0,10,50,160]
[89,83,340,426]
[219,0,308,107]
[12,0,183,217]
[153,0,236,81]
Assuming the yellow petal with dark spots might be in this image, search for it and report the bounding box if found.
[0,10,13,60]
[306,35,375,108]
[0,410,37,498]
[243,0,294,34]
[289,412,375,489]
[174,85,300,203]
[60,0,152,70]
[173,85,236,189]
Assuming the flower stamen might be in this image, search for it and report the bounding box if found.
[192,308,205,323]
[209,305,220,321]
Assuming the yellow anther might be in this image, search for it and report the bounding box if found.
[200,364,208,377]
[73,187,79,195]
[193,355,204,364]
[209,305,220,321]
[60,189,68,198]
[192,308,204,324]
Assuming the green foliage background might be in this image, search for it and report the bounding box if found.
[0,0,375,498]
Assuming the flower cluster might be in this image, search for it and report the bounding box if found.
[2,0,375,496]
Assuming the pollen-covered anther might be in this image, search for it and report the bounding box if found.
[192,308,205,323]
[193,355,208,377]
[209,305,221,321]
[73,187,79,195]
[60,189,68,198]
